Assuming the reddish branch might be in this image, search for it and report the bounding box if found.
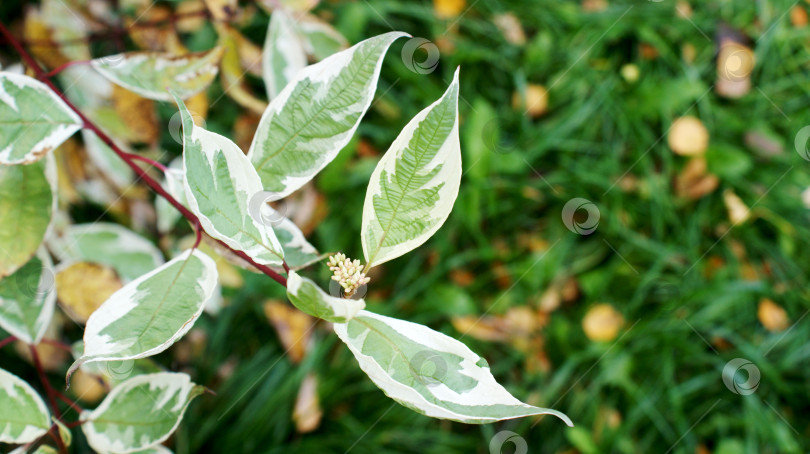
[0,21,288,287]
[0,335,16,349]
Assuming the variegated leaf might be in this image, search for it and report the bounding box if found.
[252,201,321,270]
[0,248,56,345]
[298,14,348,60]
[90,48,224,102]
[262,9,307,100]
[175,95,285,267]
[0,158,54,277]
[286,270,364,323]
[334,310,573,425]
[81,372,203,454]
[68,250,218,381]
[362,69,462,268]
[0,72,82,164]
[48,223,164,282]
[248,31,409,201]
[0,367,51,444]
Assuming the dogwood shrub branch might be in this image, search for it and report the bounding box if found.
[0,21,289,287]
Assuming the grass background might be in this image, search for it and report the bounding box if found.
[3,0,810,453]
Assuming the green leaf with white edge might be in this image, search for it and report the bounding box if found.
[0,247,56,345]
[297,14,349,61]
[262,9,307,100]
[55,418,72,447]
[334,310,574,425]
[48,223,164,282]
[0,72,82,165]
[67,249,218,382]
[176,94,285,267]
[0,367,51,444]
[90,47,225,101]
[362,69,462,268]
[251,201,321,270]
[286,270,364,323]
[80,372,203,454]
[0,158,54,277]
[248,31,409,201]
[70,341,164,387]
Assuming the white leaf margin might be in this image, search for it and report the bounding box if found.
[247,31,410,202]
[334,310,574,425]
[80,372,200,454]
[0,72,82,165]
[286,270,365,323]
[68,249,217,380]
[0,247,57,345]
[177,97,285,266]
[361,68,462,268]
[262,9,307,100]
[0,367,51,444]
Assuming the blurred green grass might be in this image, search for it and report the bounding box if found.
[175,1,810,453]
[4,0,810,452]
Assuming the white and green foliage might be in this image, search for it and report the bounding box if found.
[248,31,409,201]
[263,9,307,99]
[48,223,164,282]
[0,248,56,345]
[175,95,285,267]
[261,10,349,100]
[0,158,54,277]
[286,270,364,323]
[69,250,218,379]
[0,23,571,445]
[334,311,573,425]
[0,72,82,165]
[362,69,462,268]
[0,368,51,444]
[91,47,225,101]
[81,372,203,453]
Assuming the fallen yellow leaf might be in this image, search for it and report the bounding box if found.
[582,303,624,342]
[56,262,123,324]
[758,298,790,332]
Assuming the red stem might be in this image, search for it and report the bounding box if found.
[43,59,88,78]
[30,345,61,420]
[39,338,73,352]
[0,335,16,349]
[0,21,288,287]
[56,390,85,413]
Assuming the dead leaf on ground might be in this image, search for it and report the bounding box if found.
[263,300,315,363]
[112,85,159,145]
[56,261,123,324]
[293,373,323,433]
